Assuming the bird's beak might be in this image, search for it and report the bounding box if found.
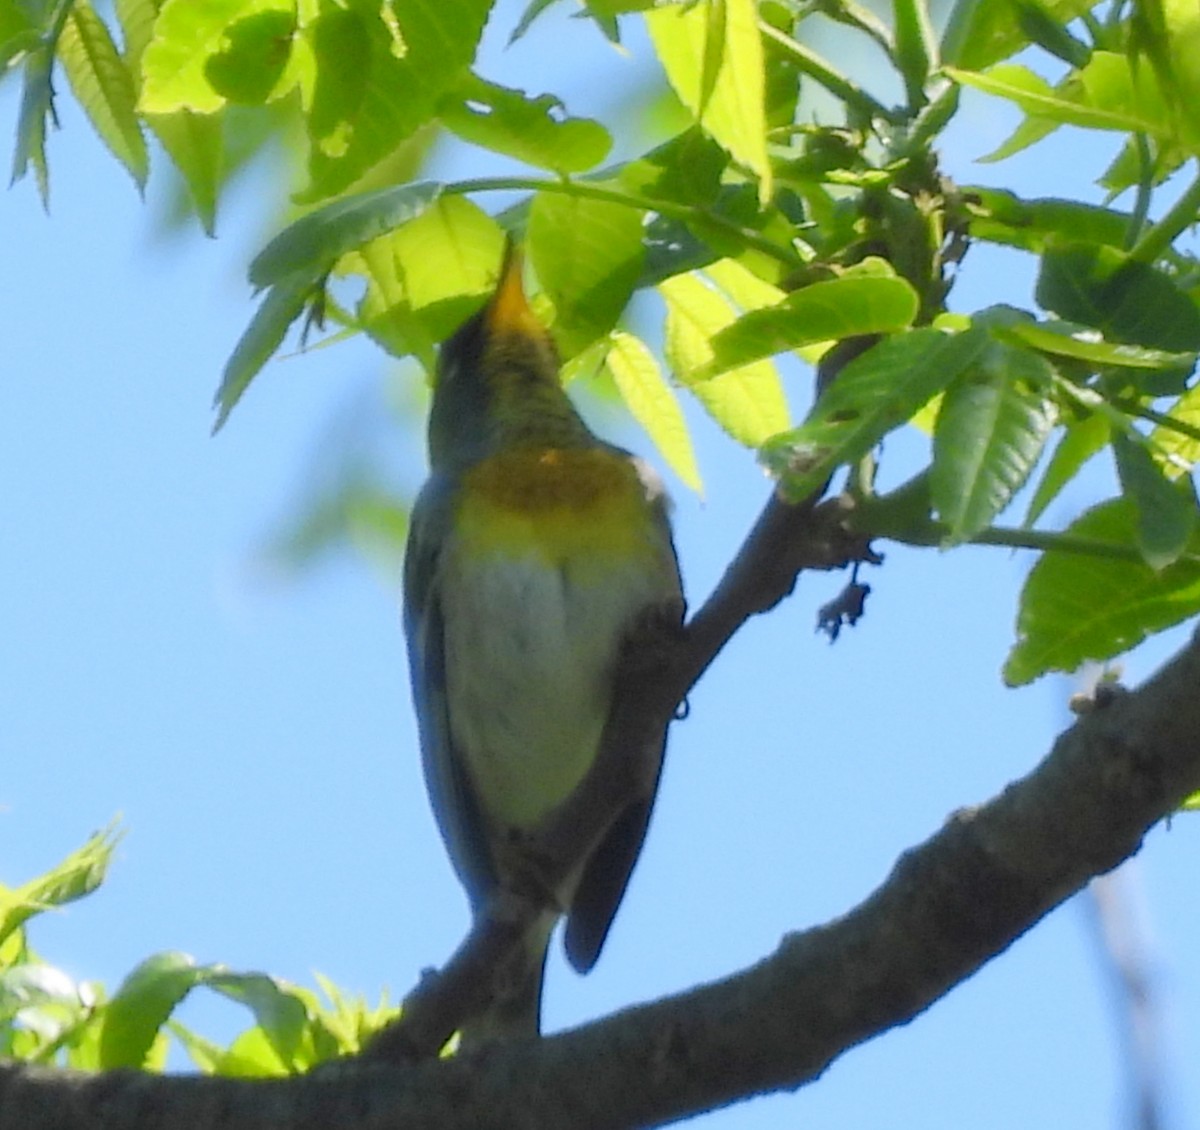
[485,239,543,340]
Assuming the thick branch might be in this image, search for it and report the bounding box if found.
[7,620,1200,1129]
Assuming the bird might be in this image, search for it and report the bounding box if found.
[402,238,683,1046]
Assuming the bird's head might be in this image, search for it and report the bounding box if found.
[428,240,574,468]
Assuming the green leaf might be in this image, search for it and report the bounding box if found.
[301,0,490,200]
[206,971,310,1070]
[58,0,147,189]
[1023,411,1110,527]
[306,3,371,155]
[704,256,785,311]
[507,0,563,44]
[761,326,991,501]
[1113,430,1197,569]
[1131,0,1200,152]
[114,0,158,74]
[1151,381,1200,477]
[999,320,1198,371]
[347,193,503,355]
[0,1,36,70]
[1005,498,1200,685]
[1036,243,1200,353]
[893,0,937,108]
[606,331,702,492]
[659,269,789,446]
[705,270,920,377]
[139,0,297,114]
[947,55,1169,139]
[168,1020,226,1073]
[203,7,298,106]
[940,0,1094,70]
[440,73,611,174]
[931,340,1056,544]
[0,824,121,948]
[214,272,318,431]
[1010,0,1090,67]
[646,0,771,203]
[145,109,223,236]
[250,181,442,288]
[99,952,205,1069]
[966,188,1133,254]
[619,127,728,208]
[11,39,55,204]
[528,192,644,357]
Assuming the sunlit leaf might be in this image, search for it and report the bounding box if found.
[660,271,790,446]
[306,3,371,156]
[139,0,297,114]
[99,952,207,1069]
[145,109,223,235]
[348,193,503,354]
[646,0,771,202]
[58,0,147,188]
[948,54,1170,140]
[0,824,121,948]
[528,192,644,357]
[114,0,158,72]
[206,971,311,1071]
[202,8,298,106]
[301,0,490,200]
[606,331,702,492]
[1151,381,1200,478]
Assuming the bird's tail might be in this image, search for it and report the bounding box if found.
[458,910,557,1049]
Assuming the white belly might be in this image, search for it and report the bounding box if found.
[440,547,667,830]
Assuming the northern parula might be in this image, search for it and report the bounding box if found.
[403,240,683,1045]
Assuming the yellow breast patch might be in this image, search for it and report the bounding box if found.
[455,448,655,565]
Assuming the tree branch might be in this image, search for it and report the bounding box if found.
[7,626,1200,1128]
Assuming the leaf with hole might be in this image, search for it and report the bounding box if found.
[761,326,990,501]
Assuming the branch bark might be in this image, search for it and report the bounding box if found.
[5,596,1200,1129]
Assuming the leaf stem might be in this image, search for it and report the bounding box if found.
[1127,160,1200,265]
[1113,397,1200,447]
[446,175,808,270]
[1125,133,1153,250]
[885,520,1187,563]
[756,20,904,125]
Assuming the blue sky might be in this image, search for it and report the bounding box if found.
[4,6,1200,1127]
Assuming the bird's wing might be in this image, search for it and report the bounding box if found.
[564,482,684,973]
[403,476,496,910]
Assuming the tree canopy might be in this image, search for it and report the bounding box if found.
[4,0,1200,1125]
